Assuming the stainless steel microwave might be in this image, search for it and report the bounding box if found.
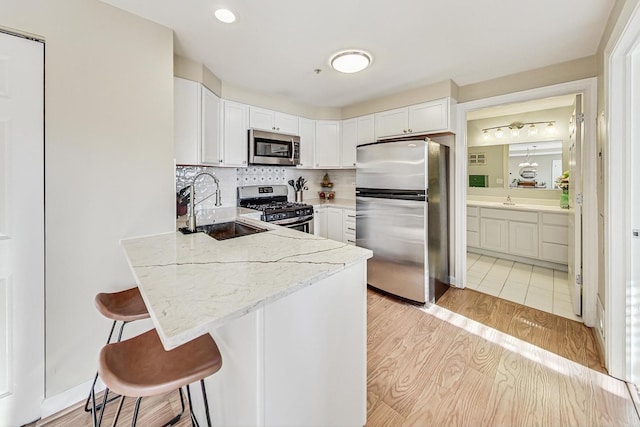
[248,129,300,166]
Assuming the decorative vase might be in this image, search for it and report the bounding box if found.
[560,189,569,209]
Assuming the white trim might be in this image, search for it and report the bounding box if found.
[40,378,105,419]
[454,78,598,328]
[605,0,640,382]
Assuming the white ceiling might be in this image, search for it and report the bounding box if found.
[100,0,614,109]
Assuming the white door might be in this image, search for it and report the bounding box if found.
[568,94,583,316]
[0,32,44,426]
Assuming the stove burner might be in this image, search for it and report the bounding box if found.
[246,201,309,212]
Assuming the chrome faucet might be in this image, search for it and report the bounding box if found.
[187,172,221,232]
[505,195,515,205]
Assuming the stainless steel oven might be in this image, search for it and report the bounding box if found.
[238,185,313,234]
[271,215,314,234]
[249,129,300,166]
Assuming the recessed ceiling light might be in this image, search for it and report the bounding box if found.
[330,50,372,74]
[214,8,236,23]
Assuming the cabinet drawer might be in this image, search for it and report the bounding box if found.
[480,208,538,223]
[542,213,568,226]
[541,242,568,264]
[542,225,568,245]
[467,230,479,247]
[467,215,479,232]
[467,206,479,217]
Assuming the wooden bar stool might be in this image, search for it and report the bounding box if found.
[94,328,222,426]
[84,287,150,415]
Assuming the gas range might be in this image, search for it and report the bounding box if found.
[238,185,314,230]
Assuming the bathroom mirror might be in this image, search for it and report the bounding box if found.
[468,140,564,190]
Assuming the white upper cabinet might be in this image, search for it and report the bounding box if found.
[249,106,299,135]
[223,100,249,167]
[298,117,315,169]
[174,77,223,166]
[374,98,451,139]
[341,118,357,168]
[357,114,375,144]
[201,86,222,165]
[174,77,202,165]
[374,107,408,139]
[315,120,341,168]
[341,114,375,168]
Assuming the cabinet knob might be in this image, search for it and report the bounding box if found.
[219,159,223,163]
[276,127,280,131]
[353,163,356,166]
[403,129,407,134]
[408,128,413,133]
[272,126,276,130]
[242,160,246,164]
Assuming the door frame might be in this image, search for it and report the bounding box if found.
[454,78,598,328]
[605,0,640,382]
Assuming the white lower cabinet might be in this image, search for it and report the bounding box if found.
[480,218,508,252]
[508,221,539,258]
[314,207,327,237]
[327,207,343,242]
[313,205,356,244]
[469,205,566,267]
[343,209,356,245]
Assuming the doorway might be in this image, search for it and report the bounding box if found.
[463,96,581,321]
[453,78,598,330]
[0,31,45,425]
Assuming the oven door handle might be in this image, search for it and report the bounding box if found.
[270,214,314,226]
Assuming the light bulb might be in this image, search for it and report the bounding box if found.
[527,124,538,137]
[495,128,504,138]
[510,127,520,137]
[545,122,556,136]
[214,8,237,23]
[482,130,490,140]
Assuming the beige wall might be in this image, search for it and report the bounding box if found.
[457,56,598,103]
[1,0,174,396]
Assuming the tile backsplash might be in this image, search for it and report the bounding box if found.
[176,166,356,214]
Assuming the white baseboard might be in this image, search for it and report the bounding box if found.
[40,377,105,420]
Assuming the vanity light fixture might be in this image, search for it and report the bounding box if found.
[214,8,237,23]
[330,50,372,74]
[481,121,555,141]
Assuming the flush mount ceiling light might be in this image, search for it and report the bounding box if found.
[214,8,237,23]
[330,50,372,74]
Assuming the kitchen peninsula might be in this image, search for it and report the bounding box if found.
[121,213,372,426]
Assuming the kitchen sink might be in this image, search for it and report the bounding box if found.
[179,221,267,240]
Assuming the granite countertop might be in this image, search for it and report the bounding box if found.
[467,199,569,213]
[121,216,372,350]
[306,198,356,209]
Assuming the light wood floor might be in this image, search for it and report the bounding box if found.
[367,287,639,426]
[37,287,639,426]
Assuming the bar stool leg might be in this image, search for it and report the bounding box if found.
[85,320,129,413]
[111,395,126,427]
[200,380,212,427]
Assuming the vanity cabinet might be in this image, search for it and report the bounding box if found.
[249,106,299,135]
[374,98,451,139]
[468,204,565,268]
[540,213,569,263]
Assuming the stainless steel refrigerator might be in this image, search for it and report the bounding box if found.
[356,136,450,304]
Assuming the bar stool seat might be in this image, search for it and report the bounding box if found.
[96,329,222,426]
[94,287,149,322]
[85,287,150,415]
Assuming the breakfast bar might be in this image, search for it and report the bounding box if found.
[121,212,372,426]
